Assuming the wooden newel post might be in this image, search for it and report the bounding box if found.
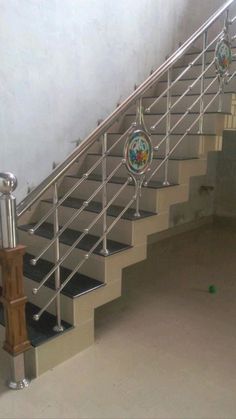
[0,172,30,389]
[0,245,30,355]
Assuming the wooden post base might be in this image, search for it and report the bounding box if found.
[0,245,31,355]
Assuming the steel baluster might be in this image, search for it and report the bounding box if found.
[199,30,208,134]
[163,68,171,185]
[101,133,109,256]
[53,182,64,332]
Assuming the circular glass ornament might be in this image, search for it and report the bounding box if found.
[215,38,232,76]
[124,129,153,176]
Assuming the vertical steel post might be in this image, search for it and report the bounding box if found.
[101,133,109,256]
[53,182,64,332]
[199,30,208,134]
[218,9,230,112]
[163,68,171,185]
[0,172,30,390]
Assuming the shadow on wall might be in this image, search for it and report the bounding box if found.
[176,0,227,50]
[215,130,236,218]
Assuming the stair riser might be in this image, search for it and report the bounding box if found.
[123,113,225,135]
[106,133,219,158]
[128,93,232,115]
[171,60,236,80]
[19,229,106,282]
[39,201,135,245]
[84,155,180,183]
[61,176,157,211]
[24,276,75,324]
[61,176,189,213]
[180,48,236,66]
[156,76,236,96]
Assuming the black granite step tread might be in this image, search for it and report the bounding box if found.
[0,300,73,348]
[19,222,132,256]
[67,174,177,189]
[174,57,236,68]
[43,197,156,221]
[108,131,217,137]
[126,110,231,116]
[140,92,235,99]
[88,153,199,161]
[185,47,236,55]
[158,75,235,82]
[23,253,104,299]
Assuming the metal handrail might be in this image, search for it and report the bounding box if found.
[14,0,236,327]
[16,0,235,219]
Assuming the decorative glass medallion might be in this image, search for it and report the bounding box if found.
[124,129,153,176]
[215,38,232,76]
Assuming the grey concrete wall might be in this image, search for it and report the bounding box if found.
[169,152,219,228]
[0,0,225,202]
[215,130,236,218]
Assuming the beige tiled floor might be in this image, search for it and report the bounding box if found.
[0,221,236,419]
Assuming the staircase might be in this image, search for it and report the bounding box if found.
[1,1,236,379]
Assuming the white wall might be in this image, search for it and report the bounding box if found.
[0,0,226,202]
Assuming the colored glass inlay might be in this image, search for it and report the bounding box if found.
[124,130,153,176]
[215,38,232,76]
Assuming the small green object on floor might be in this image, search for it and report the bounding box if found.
[209,285,217,294]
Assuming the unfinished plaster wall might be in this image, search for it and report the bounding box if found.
[215,130,236,218]
[0,0,226,202]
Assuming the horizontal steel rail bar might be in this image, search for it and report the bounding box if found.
[146,32,222,114]
[32,178,130,294]
[153,75,218,153]
[16,0,235,218]
[146,85,221,184]
[107,126,134,155]
[28,125,133,234]
[31,160,124,266]
[33,195,136,320]
[150,57,215,131]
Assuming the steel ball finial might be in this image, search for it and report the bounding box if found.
[0,172,17,194]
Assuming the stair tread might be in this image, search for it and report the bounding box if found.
[0,299,73,348]
[44,197,156,221]
[158,74,234,83]
[108,131,217,137]
[126,110,231,116]
[24,253,104,298]
[185,46,236,56]
[173,58,236,68]
[88,153,199,161]
[19,222,132,256]
[67,174,178,189]
[139,92,235,99]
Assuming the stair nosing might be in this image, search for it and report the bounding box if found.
[42,198,157,221]
[19,223,132,257]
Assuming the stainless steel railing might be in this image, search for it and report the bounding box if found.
[14,0,236,329]
[16,0,236,218]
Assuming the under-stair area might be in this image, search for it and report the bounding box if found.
[1,1,236,384]
[1,219,236,418]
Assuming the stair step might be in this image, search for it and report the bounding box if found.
[67,174,177,189]
[0,300,73,347]
[44,197,156,221]
[107,131,216,159]
[127,92,233,114]
[157,75,236,96]
[124,111,229,134]
[23,253,104,298]
[88,153,199,161]
[19,222,132,256]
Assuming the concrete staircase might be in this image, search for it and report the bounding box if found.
[1,45,236,378]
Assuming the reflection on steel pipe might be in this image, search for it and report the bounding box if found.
[0,172,18,249]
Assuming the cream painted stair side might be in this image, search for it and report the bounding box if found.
[14,21,236,377]
[19,109,236,378]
